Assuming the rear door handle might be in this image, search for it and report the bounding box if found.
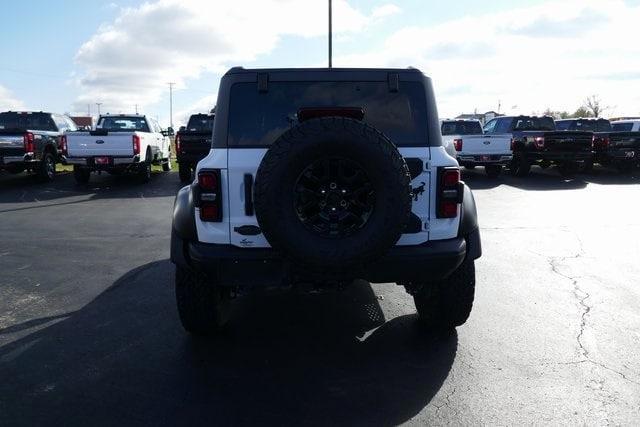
[244,173,254,216]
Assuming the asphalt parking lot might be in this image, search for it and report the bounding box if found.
[1,167,639,426]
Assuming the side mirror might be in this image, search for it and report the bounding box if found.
[179,126,186,132]
[167,126,175,136]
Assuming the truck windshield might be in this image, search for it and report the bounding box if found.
[186,115,214,132]
[513,117,555,131]
[98,117,150,132]
[227,81,427,147]
[0,112,56,131]
[441,121,482,135]
[612,123,634,132]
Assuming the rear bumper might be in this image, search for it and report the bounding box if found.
[525,151,592,162]
[173,230,481,288]
[64,155,140,168]
[458,154,512,166]
[607,149,638,163]
[1,155,27,165]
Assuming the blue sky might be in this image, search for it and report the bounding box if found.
[1,0,639,125]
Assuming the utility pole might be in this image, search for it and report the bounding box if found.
[87,104,91,116]
[135,104,138,114]
[96,103,102,116]
[168,82,175,128]
[328,0,332,68]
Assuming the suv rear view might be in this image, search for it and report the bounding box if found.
[170,67,482,336]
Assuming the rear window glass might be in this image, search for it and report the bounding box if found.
[513,117,555,131]
[0,112,56,131]
[556,120,611,132]
[187,115,214,132]
[612,123,634,132]
[227,81,427,147]
[441,121,482,135]
[98,116,150,132]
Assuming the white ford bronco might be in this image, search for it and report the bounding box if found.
[171,67,482,335]
[64,114,173,184]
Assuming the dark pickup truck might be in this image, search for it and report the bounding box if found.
[483,115,592,177]
[556,118,640,173]
[0,111,76,181]
[175,113,214,182]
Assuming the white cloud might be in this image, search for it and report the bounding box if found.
[333,0,640,118]
[174,93,217,127]
[371,4,401,19]
[73,0,398,115]
[0,86,25,111]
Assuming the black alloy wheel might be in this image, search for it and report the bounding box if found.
[294,157,375,238]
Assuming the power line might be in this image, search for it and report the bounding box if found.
[328,0,333,68]
[168,82,176,128]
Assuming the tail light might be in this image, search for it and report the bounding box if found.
[437,167,462,219]
[534,136,545,149]
[591,135,595,149]
[197,170,222,222]
[23,132,35,153]
[453,138,463,151]
[60,135,68,156]
[601,136,610,148]
[175,134,181,154]
[132,135,141,155]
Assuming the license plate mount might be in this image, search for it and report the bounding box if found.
[94,156,111,165]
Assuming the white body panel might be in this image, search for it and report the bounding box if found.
[194,145,461,247]
[455,134,512,157]
[66,115,170,161]
[67,132,138,157]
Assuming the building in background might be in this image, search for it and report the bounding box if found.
[70,116,95,129]
[454,111,503,125]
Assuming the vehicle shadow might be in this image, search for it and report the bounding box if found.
[0,260,457,426]
[464,164,640,192]
[464,167,590,191]
[0,170,183,208]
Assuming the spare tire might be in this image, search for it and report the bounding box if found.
[254,117,412,272]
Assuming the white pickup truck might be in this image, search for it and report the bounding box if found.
[63,114,172,184]
[441,119,512,177]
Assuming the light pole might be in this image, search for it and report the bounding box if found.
[96,103,102,116]
[168,82,175,129]
[328,0,332,68]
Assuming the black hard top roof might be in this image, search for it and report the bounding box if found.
[225,66,423,75]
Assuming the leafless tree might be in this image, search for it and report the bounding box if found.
[583,95,609,118]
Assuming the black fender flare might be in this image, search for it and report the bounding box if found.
[171,184,197,267]
[457,183,482,260]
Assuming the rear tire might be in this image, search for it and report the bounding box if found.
[162,158,172,172]
[485,165,502,178]
[510,155,530,177]
[175,265,231,335]
[178,163,192,183]
[73,166,90,184]
[37,152,56,182]
[412,257,475,334]
[138,151,152,183]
